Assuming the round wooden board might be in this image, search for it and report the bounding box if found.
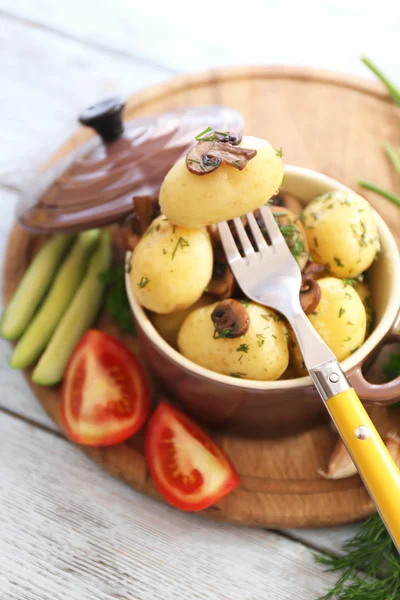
[4,66,400,528]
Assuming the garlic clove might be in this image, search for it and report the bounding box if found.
[318,437,357,480]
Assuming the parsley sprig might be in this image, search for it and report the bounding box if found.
[99,267,136,334]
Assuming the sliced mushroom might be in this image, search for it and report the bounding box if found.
[207,246,238,299]
[303,261,326,279]
[132,195,160,235]
[186,140,257,175]
[211,299,250,338]
[214,132,242,145]
[119,213,141,251]
[277,191,305,215]
[300,278,321,315]
[270,206,309,271]
[119,195,160,250]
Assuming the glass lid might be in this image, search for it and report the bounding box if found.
[17,98,244,233]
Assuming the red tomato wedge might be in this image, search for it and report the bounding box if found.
[145,403,239,511]
[62,330,150,446]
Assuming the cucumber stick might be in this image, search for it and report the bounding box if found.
[10,229,100,369]
[32,231,111,386]
[0,234,74,340]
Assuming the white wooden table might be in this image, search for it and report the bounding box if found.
[1,1,399,597]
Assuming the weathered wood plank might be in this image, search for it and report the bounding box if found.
[1,0,399,79]
[0,412,341,600]
[0,14,171,190]
[0,188,56,430]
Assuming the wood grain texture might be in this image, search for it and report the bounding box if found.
[1,0,399,78]
[0,14,171,190]
[3,66,400,530]
[0,412,343,600]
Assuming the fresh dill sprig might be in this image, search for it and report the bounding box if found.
[315,514,400,600]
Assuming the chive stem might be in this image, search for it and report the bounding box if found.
[384,143,400,176]
[361,56,400,106]
[358,180,400,207]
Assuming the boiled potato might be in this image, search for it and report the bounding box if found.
[354,281,373,335]
[302,190,380,278]
[151,294,213,348]
[289,278,367,371]
[159,136,284,228]
[129,215,213,314]
[178,302,289,381]
[309,277,366,361]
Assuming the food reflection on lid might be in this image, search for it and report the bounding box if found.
[17,104,244,233]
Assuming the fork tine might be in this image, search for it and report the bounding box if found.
[217,221,242,263]
[259,205,285,246]
[233,217,254,257]
[246,212,268,252]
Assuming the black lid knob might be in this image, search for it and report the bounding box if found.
[78,97,125,143]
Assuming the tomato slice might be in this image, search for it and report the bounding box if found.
[62,330,150,446]
[145,403,239,511]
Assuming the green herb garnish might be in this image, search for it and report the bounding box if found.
[256,333,265,347]
[172,236,190,260]
[383,353,400,379]
[138,276,149,288]
[342,279,356,287]
[358,180,400,207]
[236,343,249,353]
[315,514,400,600]
[339,307,346,318]
[273,146,284,158]
[334,257,344,267]
[230,372,247,378]
[213,325,231,340]
[99,267,136,334]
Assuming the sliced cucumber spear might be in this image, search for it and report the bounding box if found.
[32,231,111,386]
[10,229,100,369]
[0,234,75,341]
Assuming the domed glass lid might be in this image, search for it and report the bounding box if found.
[17,99,244,233]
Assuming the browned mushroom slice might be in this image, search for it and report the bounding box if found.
[270,206,309,271]
[213,132,242,145]
[303,261,326,279]
[211,299,250,339]
[119,213,141,251]
[132,195,161,235]
[278,191,305,215]
[207,245,238,300]
[300,278,321,315]
[186,140,257,175]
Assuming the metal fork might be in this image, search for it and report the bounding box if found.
[218,206,400,550]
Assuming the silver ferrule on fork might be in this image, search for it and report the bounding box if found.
[287,310,351,402]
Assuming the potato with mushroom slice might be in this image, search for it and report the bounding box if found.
[289,277,367,372]
[151,294,214,348]
[302,190,380,278]
[309,277,366,361]
[354,281,374,335]
[178,301,289,381]
[160,136,284,228]
[130,215,213,314]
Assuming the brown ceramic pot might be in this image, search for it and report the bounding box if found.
[126,166,400,436]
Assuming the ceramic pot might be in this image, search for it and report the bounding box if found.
[126,166,400,436]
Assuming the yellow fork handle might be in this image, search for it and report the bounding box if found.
[327,388,400,549]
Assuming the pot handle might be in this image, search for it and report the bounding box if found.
[347,315,400,404]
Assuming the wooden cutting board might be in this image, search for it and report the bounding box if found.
[4,66,400,528]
